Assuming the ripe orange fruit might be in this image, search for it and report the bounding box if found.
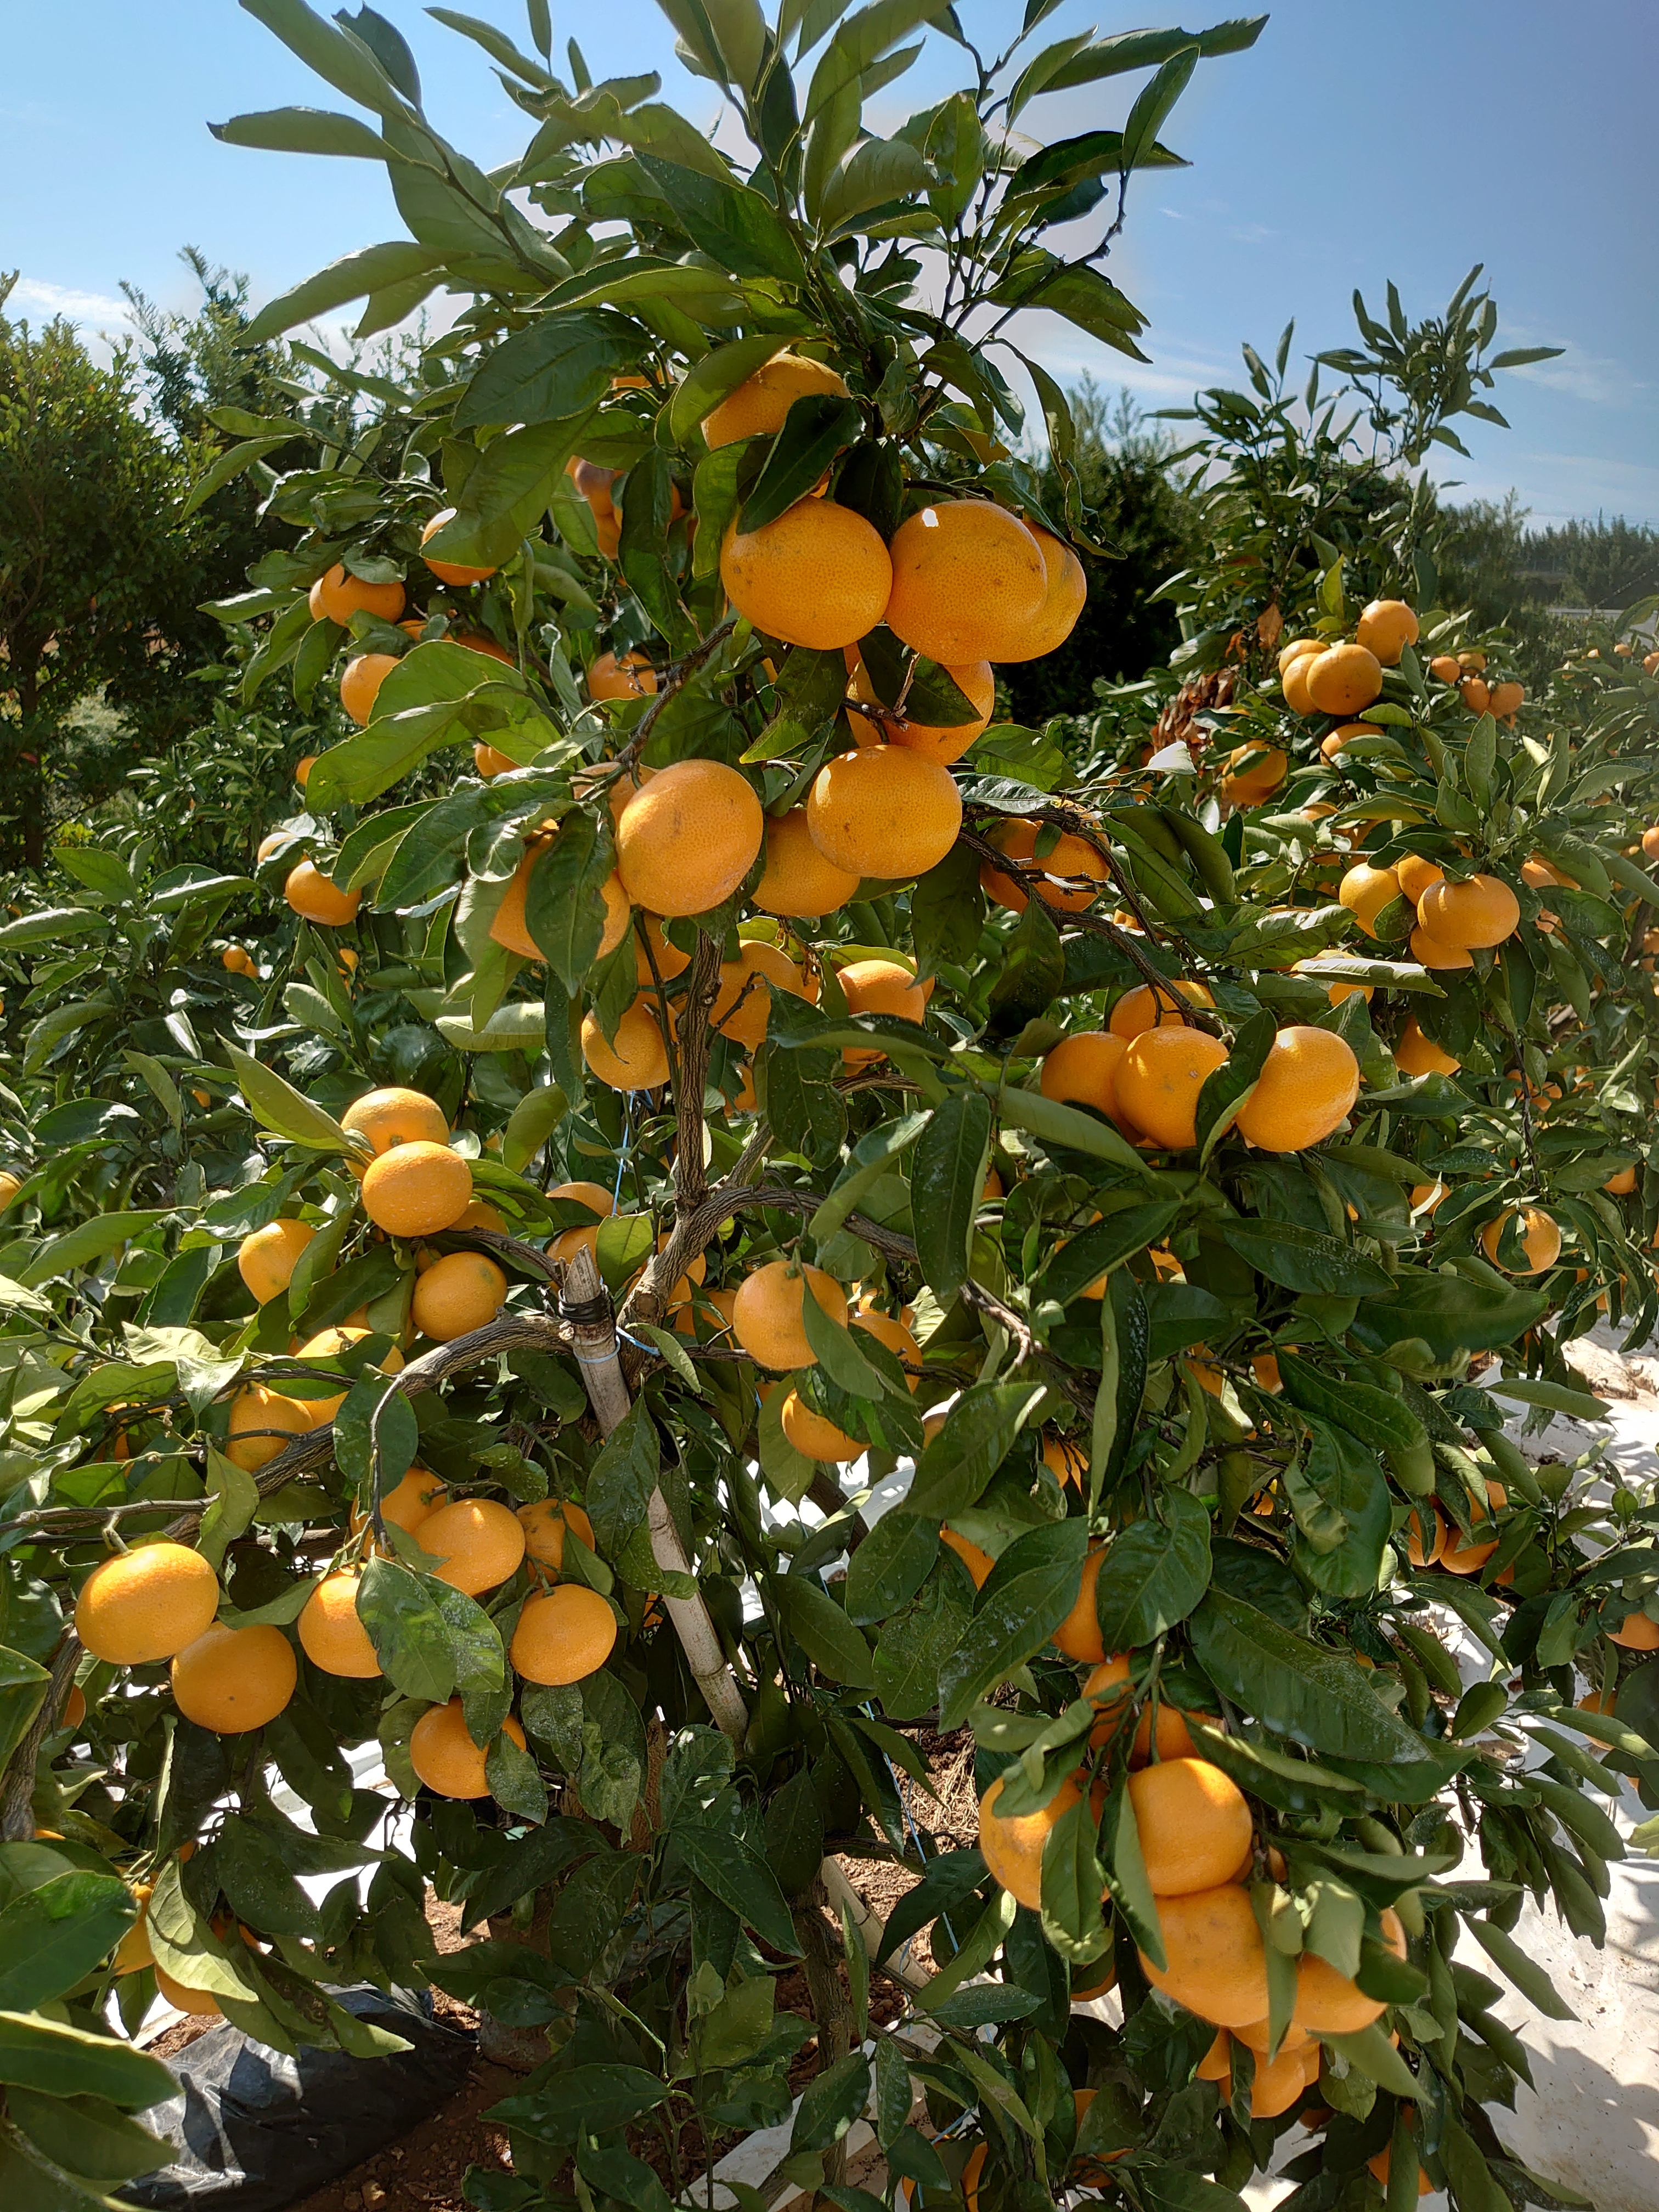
[1480,1207,1561,1274]
[1338,861,1402,939]
[1084,1656,1212,1764]
[1609,1610,1659,1650]
[340,653,399,726]
[1460,675,1491,715]
[1489,680,1523,718]
[1368,2148,1432,2199]
[548,1181,614,1264]
[1070,1956,1116,2004]
[1428,653,1461,683]
[854,1305,921,1380]
[837,957,929,1065]
[635,912,692,984]
[61,1683,87,1732]
[342,1087,450,1155]
[616,757,764,917]
[475,742,514,778]
[418,1497,527,1595]
[1410,926,1473,971]
[360,1142,472,1238]
[805,745,962,881]
[781,1389,862,1462]
[491,842,630,963]
[1127,1759,1252,1895]
[1053,1547,1107,1663]
[851,657,995,766]
[1041,1031,1130,1125]
[237,1218,315,1304]
[1305,642,1383,716]
[1395,854,1443,905]
[225,1383,318,1471]
[412,1251,507,1341]
[1001,527,1086,661]
[357,1465,448,1537]
[979,1772,1096,1910]
[1605,1164,1639,1197]
[884,501,1047,665]
[1116,1028,1229,1150]
[76,1542,220,1666]
[1417,873,1519,949]
[298,1572,381,1678]
[410,1700,527,1798]
[588,650,657,702]
[1293,1908,1404,2033]
[1281,654,1322,715]
[732,1260,848,1369]
[753,806,861,918]
[1219,743,1286,808]
[710,941,810,1051]
[285,860,360,926]
[155,1964,223,2017]
[308,564,405,627]
[582,1000,670,1090]
[294,754,318,789]
[292,1326,405,1421]
[1394,1020,1459,1077]
[420,508,495,586]
[940,1525,995,1587]
[1108,980,1214,1039]
[171,1622,297,1733]
[517,1497,595,1572]
[1320,720,1380,761]
[1233,1026,1360,1153]
[511,1584,618,1684]
[721,500,893,651]
[701,352,849,447]
[1441,1482,1504,1575]
[1276,636,1323,674]
[1355,599,1419,665]
[979,819,1107,913]
[1140,1883,1269,2027]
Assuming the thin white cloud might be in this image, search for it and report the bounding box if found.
[8,278,131,327]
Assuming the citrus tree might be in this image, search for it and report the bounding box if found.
[4,8,1659,2212]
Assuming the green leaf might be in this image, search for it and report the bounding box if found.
[0,1876,136,2012]
[503,1082,568,1174]
[1040,1200,1182,1308]
[182,435,293,517]
[673,1827,801,1955]
[524,814,612,992]
[455,311,642,428]
[0,2013,175,2109]
[490,2064,669,2143]
[670,334,788,446]
[938,1522,1088,1728]
[1276,1352,1423,1455]
[0,907,111,951]
[635,155,808,283]
[817,134,930,232]
[1189,1591,1436,1767]
[1218,1218,1393,1296]
[844,1513,939,1626]
[1099,1778,1163,1966]
[791,2050,871,2153]
[356,1557,505,1705]
[1092,1490,1211,1649]
[216,1815,320,1938]
[996,1082,1154,1177]
[223,1043,351,1152]
[741,397,864,533]
[910,1091,991,1303]
[6,2089,171,2186]
[1039,1784,1108,1963]
[211,104,392,156]
[800,1286,888,1403]
[904,1381,1047,1519]
[1465,1916,1576,2021]
[776,1576,876,1687]
[0,1650,50,1773]
[244,240,446,342]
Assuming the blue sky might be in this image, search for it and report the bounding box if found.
[5,0,1655,527]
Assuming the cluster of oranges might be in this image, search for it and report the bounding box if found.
[977,1675,1404,2121]
[1038,983,1361,1155]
